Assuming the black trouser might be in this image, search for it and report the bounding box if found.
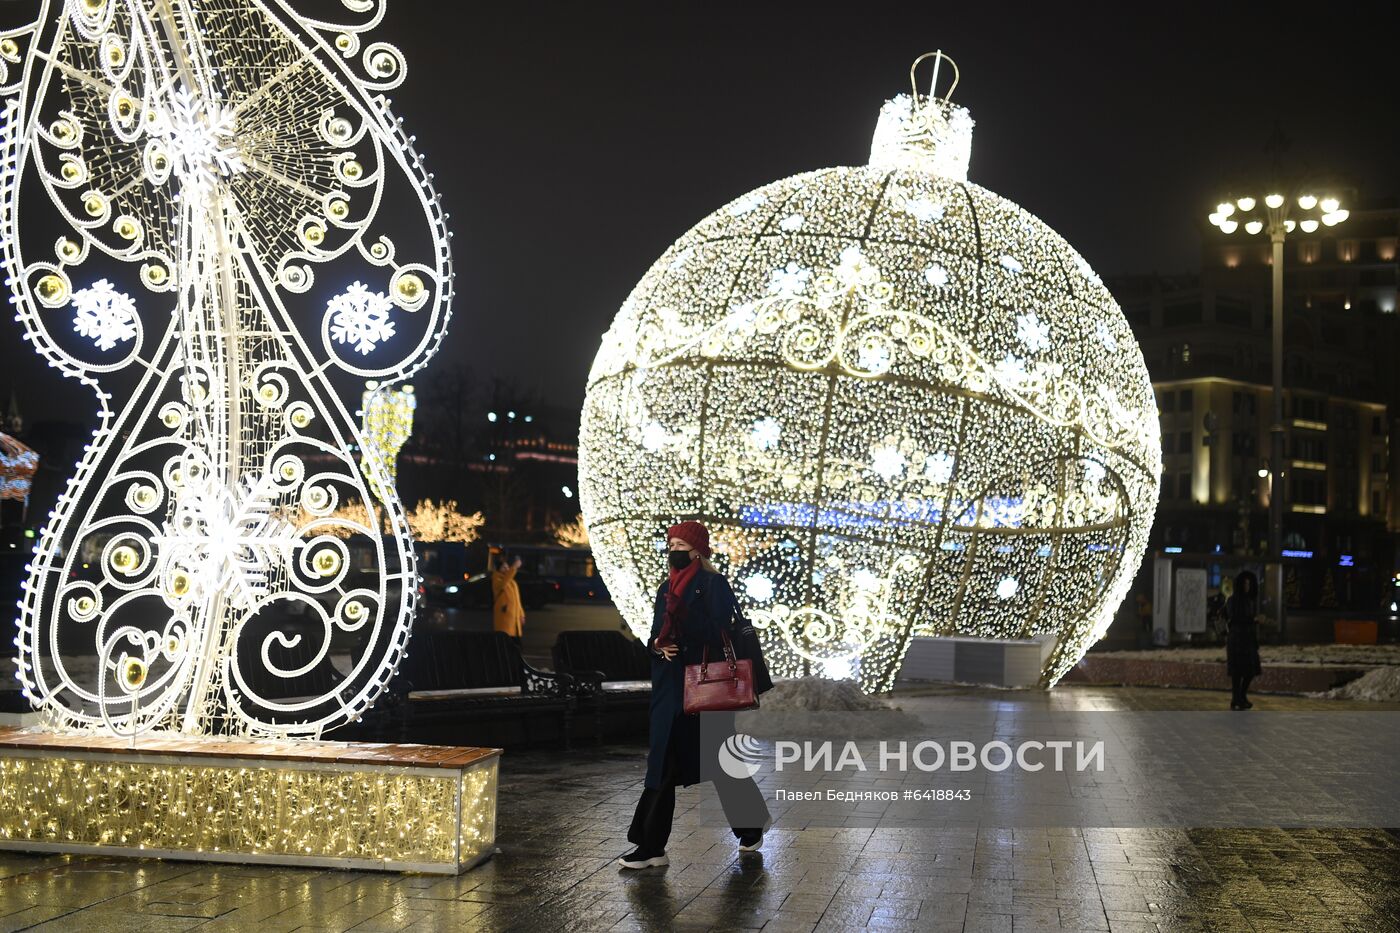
[628,726,762,854]
[1231,674,1253,706]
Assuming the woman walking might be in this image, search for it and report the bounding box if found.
[1225,570,1262,709]
[619,520,772,870]
[491,552,525,641]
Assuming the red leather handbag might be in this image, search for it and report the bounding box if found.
[683,629,757,714]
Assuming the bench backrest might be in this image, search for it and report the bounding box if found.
[553,629,650,681]
[403,630,525,690]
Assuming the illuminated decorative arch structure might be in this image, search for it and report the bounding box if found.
[579,53,1161,692]
[1,0,453,737]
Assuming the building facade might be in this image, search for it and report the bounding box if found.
[1107,195,1400,610]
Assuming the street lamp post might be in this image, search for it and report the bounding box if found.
[1207,191,1349,641]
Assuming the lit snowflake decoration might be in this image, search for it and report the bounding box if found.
[730,192,766,216]
[750,417,782,450]
[744,573,775,602]
[996,576,1019,599]
[1016,312,1050,353]
[999,254,1023,274]
[71,279,138,351]
[1096,320,1117,351]
[903,197,944,223]
[641,421,670,452]
[151,86,245,196]
[856,341,891,373]
[769,262,810,297]
[870,445,906,480]
[851,569,882,592]
[923,452,955,484]
[327,282,395,355]
[993,353,1028,386]
[778,213,804,232]
[923,263,949,288]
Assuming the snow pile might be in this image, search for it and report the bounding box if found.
[741,677,924,740]
[759,677,895,712]
[1325,666,1400,702]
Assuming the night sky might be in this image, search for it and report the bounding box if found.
[3,1,1399,423]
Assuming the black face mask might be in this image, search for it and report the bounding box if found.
[667,550,693,571]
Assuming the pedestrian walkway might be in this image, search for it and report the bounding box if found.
[1,685,1397,932]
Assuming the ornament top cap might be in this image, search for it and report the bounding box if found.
[868,50,974,182]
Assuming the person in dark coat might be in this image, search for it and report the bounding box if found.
[1225,570,1263,709]
[618,520,773,870]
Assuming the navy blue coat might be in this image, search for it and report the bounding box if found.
[644,567,770,788]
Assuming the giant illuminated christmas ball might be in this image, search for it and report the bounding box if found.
[579,55,1161,692]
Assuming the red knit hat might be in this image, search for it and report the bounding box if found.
[666,520,711,557]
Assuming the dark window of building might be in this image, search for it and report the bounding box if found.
[1179,431,1192,452]
[1373,490,1384,514]
[1373,453,1387,473]
[1160,391,1175,413]
[1178,473,1192,500]
[1216,298,1251,328]
[1162,433,1175,454]
[1373,415,1382,434]
[1179,389,1193,411]
[1163,301,1203,327]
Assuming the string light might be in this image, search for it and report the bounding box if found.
[1,1,454,738]
[0,751,498,872]
[551,513,591,548]
[579,53,1160,691]
[361,381,417,497]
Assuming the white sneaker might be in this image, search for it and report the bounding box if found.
[738,831,763,852]
[617,848,669,869]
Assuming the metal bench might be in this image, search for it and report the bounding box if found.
[552,630,652,742]
[393,631,576,748]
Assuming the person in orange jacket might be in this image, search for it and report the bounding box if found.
[491,552,525,640]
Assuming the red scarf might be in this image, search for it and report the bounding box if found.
[657,559,701,646]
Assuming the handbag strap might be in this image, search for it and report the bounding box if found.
[700,628,738,674]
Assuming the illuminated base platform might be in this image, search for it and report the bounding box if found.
[0,728,500,874]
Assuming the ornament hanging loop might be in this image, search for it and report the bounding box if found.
[909,50,960,104]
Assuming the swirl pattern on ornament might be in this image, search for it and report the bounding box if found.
[1,0,453,738]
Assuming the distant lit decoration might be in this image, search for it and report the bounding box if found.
[552,513,590,549]
[404,499,483,544]
[579,52,1160,692]
[361,381,416,497]
[0,1,454,737]
[294,499,481,544]
[0,433,38,502]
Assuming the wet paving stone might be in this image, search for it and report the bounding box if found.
[1,686,1398,931]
